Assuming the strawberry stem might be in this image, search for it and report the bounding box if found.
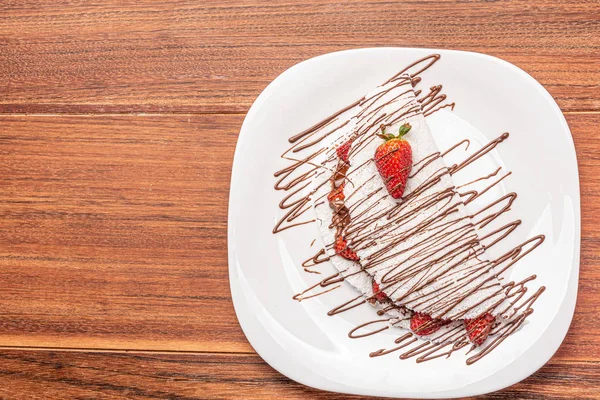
[398,123,412,138]
[377,125,394,141]
[378,123,412,142]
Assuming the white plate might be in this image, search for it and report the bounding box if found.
[228,48,580,398]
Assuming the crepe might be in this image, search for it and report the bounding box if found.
[312,75,510,340]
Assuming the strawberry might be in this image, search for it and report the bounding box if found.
[374,123,413,199]
[371,280,388,302]
[334,235,359,261]
[327,182,345,203]
[410,312,447,336]
[336,140,352,163]
[464,312,495,346]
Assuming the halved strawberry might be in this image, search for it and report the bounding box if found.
[464,312,495,346]
[372,280,388,302]
[336,140,352,163]
[334,235,359,261]
[410,313,448,336]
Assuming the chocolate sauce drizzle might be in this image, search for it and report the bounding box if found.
[273,54,546,365]
[301,249,329,274]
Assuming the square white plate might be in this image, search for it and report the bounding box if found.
[228,48,580,398]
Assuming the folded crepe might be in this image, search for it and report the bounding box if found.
[312,74,510,342]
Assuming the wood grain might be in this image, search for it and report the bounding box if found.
[0,113,597,362]
[0,114,250,353]
[0,351,596,399]
[0,0,599,114]
[1,1,599,397]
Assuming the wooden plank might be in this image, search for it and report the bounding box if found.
[0,114,250,352]
[0,113,597,359]
[0,350,596,399]
[0,1,598,114]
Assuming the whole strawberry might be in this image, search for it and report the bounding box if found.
[374,123,412,199]
[464,312,495,346]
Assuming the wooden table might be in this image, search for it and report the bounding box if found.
[0,1,598,398]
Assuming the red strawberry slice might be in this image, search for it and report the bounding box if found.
[336,140,352,163]
[464,312,495,346]
[410,312,448,336]
[374,123,412,199]
[371,280,388,302]
[327,182,346,203]
[334,235,359,261]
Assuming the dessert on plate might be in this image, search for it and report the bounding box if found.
[273,54,545,364]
